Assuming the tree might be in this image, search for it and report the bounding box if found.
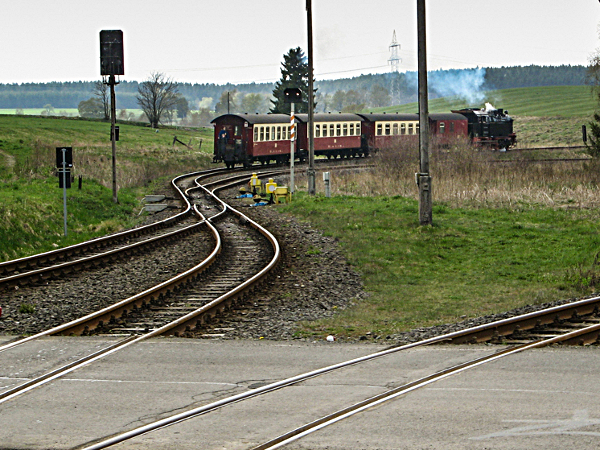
[93,80,110,120]
[136,72,180,128]
[174,95,190,119]
[270,47,315,114]
[241,93,267,113]
[215,90,238,115]
[585,112,600,158]
[369,84,390,108]
[586,40,600,157]
[78,98,104,118]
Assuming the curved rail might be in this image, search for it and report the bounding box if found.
[0,170,282,405]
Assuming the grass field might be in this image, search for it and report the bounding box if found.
[0,115,214,260]
[281,194,600,337]
[375,85,597,117]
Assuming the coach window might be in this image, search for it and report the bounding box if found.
[400,123,406,135]
[342,123,348,136]
[276,126,281,140]
[315,124,321,138]
[265,126,270,141]
[392,123,399,135]
[439,122,445,134]
[272,126,276,140]
[322,124,327,137]
[254,127,258,142]
[385,123,391,135]
[377,123,383,135]
[408,123,414,135]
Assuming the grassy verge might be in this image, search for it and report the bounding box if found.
[0,176,141,261]
[281,194,600,339]
[0,115,215,261]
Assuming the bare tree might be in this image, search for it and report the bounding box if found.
[136,72,180,128]
[93,80,110,120]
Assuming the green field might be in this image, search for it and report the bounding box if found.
[375,85,597,118]
[0,108,145,117]
[282,194,600,338]
[0,115,214,260]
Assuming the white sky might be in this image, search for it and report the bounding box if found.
[1,0,599,85]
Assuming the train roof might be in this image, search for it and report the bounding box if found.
[357,113,418,121]
[211,113,294,125]
[429,113,468,121]
[295,113,363,122]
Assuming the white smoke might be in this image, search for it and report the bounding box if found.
[429,68,487,104]
[405,68,487,105]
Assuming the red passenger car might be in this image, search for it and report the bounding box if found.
[296,113,367,158]
[212,114,302,168]
[428,113,469,145]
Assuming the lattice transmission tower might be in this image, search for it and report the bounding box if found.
[388,30,402,105]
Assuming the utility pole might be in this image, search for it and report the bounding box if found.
[306,0,316,195]
[417,0,432,225]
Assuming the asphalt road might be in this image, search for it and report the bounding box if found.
[1,336,599,450]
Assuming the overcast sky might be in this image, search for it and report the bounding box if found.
[1,0,599,85]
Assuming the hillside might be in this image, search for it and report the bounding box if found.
[373,85,597,117]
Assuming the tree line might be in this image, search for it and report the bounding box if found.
[0,64,586,111]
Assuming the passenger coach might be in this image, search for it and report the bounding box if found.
[295,113,367,159]
[212,113,303,168]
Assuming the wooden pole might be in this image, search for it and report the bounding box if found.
[417,0,432,225]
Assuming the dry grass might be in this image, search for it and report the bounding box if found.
[298,139,600,211]
[16,139,210,190]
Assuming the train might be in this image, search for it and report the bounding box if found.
[212,104,516,168]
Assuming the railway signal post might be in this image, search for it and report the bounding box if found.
[307,0,316,196]
[100,30,124,204]
[284,88,302,195]
[417,0,432,225]
[56,147,73,237]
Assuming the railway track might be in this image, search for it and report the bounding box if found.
[74,294,600,450]
[0,168,282,404]
[0,168,224,291]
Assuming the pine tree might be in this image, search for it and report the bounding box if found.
[270,47,316,114]
[586,109,600,158]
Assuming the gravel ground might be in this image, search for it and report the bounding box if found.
[0,226,214,336]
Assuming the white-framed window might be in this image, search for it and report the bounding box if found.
[260,126,265,141]
[277,126,282,140]
[392,123,399,135]
[385,123,391,135]
[343,123,348,136]
[408,123,414,135]
[254,127,258,141]
[377,123,383,136]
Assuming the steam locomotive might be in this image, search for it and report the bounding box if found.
[212,105,515,168]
